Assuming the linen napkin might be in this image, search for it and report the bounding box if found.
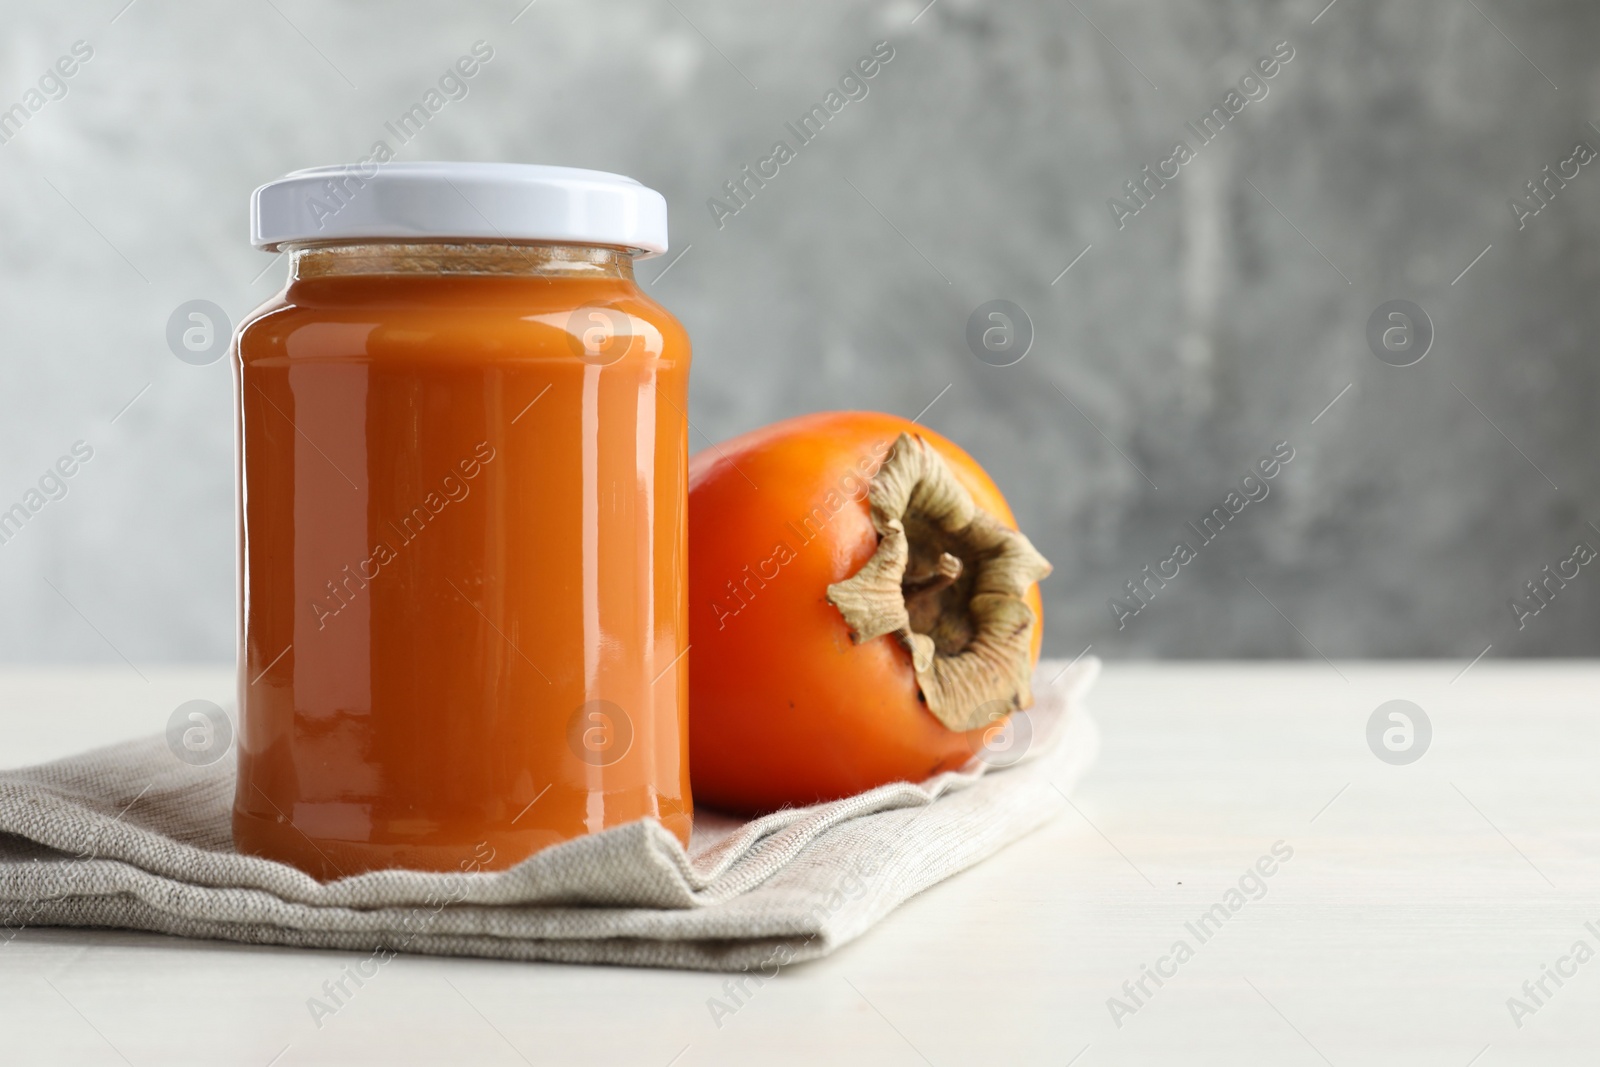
[0,658,1098,972]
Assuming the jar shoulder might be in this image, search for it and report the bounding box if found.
[235,277,689,365]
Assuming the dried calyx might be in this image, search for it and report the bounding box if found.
[825,433,1052,732]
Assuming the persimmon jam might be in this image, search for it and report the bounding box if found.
[232,242,691,878]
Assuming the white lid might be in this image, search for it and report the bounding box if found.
[250,162,668,257]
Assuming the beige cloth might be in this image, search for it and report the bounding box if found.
[0,659,1098,971]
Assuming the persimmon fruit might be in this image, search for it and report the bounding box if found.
[687,411,1051,814]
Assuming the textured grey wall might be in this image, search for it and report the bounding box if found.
[0,0,1596,665]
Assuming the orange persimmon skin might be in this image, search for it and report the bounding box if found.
[688,411,1045,814]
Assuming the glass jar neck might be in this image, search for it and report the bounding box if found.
[286,241,636,281]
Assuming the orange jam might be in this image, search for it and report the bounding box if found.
[232,241,691,878]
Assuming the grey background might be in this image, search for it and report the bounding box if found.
[1,0,1596,666]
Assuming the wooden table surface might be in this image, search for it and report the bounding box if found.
[1,660,1597,1066]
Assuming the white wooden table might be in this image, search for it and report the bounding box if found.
[2,661,1597,1066]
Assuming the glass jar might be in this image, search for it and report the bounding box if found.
[232,164,691,879]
